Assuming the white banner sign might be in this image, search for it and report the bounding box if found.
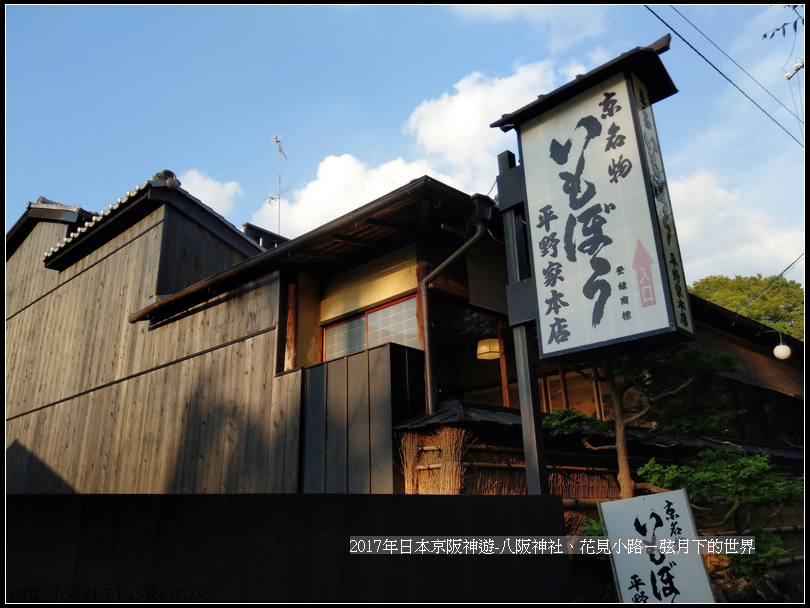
[599,489,715,603]
[519,72,692,358]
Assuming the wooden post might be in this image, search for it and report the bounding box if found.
[284,283,297,371]
[497,320,510,408]
[558,364,570,410]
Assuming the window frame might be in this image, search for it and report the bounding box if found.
[320,295,419,362]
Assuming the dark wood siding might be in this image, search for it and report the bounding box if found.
[368,346,394,494]
[347,352,371,493]
[302,364,327,493]
[301,343,425,494]
[156,205,251,296]
[325,357,348,493]
[6,203,291,493]
[6,220,72,317]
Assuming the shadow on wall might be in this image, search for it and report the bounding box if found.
[164,352,300,494]
[6,340,413,495]
[6,440,77,494]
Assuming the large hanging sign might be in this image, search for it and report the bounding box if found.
[517,70,692,359]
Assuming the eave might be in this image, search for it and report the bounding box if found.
[128,176,489,324]
[41,175,261,271]
[491,35,676,133]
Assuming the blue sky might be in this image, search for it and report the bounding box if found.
[6,5,805,288]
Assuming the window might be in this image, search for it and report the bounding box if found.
[323,297,419,361]
[537,369,608,420]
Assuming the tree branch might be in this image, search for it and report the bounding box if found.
[575,367,599,383]
[701,497,742,529]
[635,482,670,494]
[625,402,653,426]
[581,436,616,451]
[644,440,682,448]
[624,376,697,426]
[649,376,696,404]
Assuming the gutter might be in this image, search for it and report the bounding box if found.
[420,195,492,414]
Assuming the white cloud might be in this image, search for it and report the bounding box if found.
[250,154,459,239]
[669,170,805,285]
[244,55,804,290]
[450,5,608,51]
[177,169,244,216]
[403,62,557,194]
[253,61,561,239]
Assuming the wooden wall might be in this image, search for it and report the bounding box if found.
[156,205,254,296]
[6,220,71,317]
[6,204,298,493]
[7,200,429,496]
[300,343,425,494]
[6,334,301,494]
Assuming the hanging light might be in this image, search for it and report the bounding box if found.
[773,336,791,360]
[477,338,500,360]
[764,329,791,360]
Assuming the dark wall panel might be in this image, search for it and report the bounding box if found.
[302,364,326,493]
[369,345,395,494]
[347,352,371,494]
[325,358,348,493]
[301,345,424,495]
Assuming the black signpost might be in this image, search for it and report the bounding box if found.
[496,150,549,495]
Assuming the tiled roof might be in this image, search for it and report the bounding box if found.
[41,170,179,263]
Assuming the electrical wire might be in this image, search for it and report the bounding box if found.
[732,252,805,313]
[644,5,804,148]
[669,5,803,125]
[786,63,805,145]
[486,177,498,198]
[777,6,803,72]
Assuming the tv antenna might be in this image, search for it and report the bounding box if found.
[266,135,289,234]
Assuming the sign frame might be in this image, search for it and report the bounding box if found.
[516,70,693,361]
[599,489,715,603]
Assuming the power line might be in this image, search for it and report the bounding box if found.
[775,6,805,143]
[644,5,804,148]
[669,5,803,125]
[732,252,805,313]
[786,67,805,145]
[778,6,804,72]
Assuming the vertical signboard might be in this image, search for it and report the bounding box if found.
[599,489,715,603]
[631,75,692,332]
[518,71,692,359]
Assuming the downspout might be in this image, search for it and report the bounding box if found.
[420,212,488,414]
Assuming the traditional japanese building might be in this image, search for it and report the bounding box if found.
[6,168,803,601]
[7,172,803,498]
[10,31,803,600]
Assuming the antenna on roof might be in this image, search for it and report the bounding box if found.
[266,135,289,234]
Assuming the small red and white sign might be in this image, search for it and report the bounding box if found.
[633,240,656,307]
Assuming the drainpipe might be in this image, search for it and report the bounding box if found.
[420,196,492,414]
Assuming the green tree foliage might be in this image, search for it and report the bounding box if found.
[638,445,803,578]
[604,345,741,440]
[689,274,804,339]
[638,445,802,530]
[545,345,741,498]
